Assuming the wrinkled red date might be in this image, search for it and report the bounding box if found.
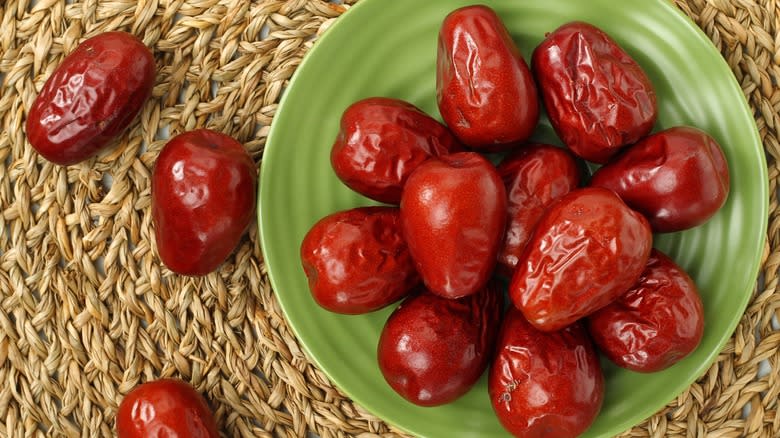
[26,31,156,165]
[588,249,705,372]
[497,144,580,273]
[300,207,419,314]
[590,126,730,232]
[401,152,507,299]
[116,378,219,438]
[152,129,257,276]
[378,283,502,407]
[489,308,603,438]
[509,187,653,332]
[532,21,657,163]
[437,5,539,150]
[330,97,461,204]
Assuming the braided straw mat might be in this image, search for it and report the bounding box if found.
[0,0,778,436]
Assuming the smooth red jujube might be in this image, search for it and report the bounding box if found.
[401,152,507,299]
[510,187,653,331]
[532,21,657,163]
[437,5,539,150]
[152,129,257,276]
[378,283,502,407]
[116,378,219,438]
[588,248,705,372]
[590,126,730,232]
[26,31,156,165]
[497,144,580,273]
[300,207,419,314]
[489,308,604,438]
[330,97,461,204]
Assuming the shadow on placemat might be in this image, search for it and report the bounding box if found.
[0,0,777,437]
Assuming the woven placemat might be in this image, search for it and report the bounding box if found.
[0,0,777,437]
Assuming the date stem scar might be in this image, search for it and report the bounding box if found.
[498,379,522,402]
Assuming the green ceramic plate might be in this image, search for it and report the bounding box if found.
[258,0,768,436]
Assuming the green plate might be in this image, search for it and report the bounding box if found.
[258,0,768,436]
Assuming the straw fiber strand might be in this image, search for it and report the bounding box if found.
[0,0,777,437]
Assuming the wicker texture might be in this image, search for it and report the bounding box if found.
[0,0,777,437]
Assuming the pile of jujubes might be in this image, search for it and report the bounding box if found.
[301,5,727,437]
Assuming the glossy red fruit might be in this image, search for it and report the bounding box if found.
[152,129,257,276]
[116,378,218,438]
[378,283,502,407]
[532,22,657,164]
[26,31,156,166]
[489,308,603,438]
[300,206,419,314]
[497,144,580,273]
[510,187,653,332]
[590,126,730,232]
[401,152,507,298]
[437,5,539,150]
[588,249,705,372]
[330,97,461,204]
